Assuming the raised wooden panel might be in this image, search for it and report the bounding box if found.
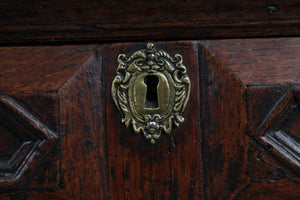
[198,42,249,199]
[0,45,97,94]
[247,85,291,135]
[200,38,300,199]
[0,95,58,188]
[58,48,108,199]
[9,93,60,189]
[249,85,300,173]
[0,39,299,199]
[201,38,300,85]
[11,94,59,132]
[0,45,98,197]
[248,140,297,180]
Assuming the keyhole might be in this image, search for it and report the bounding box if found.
[144,75,159,108]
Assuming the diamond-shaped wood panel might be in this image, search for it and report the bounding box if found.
[0,95,58,188]
[254,86,300,172]
[0,39,299,199]
[201,38,300,199]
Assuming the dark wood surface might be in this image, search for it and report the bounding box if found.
[59,48,108,199]
[104,41,202,199]
[248,140,297,180]
[0,39,299,199]
[0,95,58,189]
[235,180,300,200]
[199,41,249,199]
[199,38,300,199]
[0,0,300,45]
[200,38,300,85]
[0,45,97,94]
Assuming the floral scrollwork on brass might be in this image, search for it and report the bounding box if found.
[111,42,191,144]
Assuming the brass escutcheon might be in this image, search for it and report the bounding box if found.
[111,42,191,144]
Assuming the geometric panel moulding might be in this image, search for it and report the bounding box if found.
[0,95,57,188]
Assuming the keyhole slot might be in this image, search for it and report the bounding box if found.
[144,75,159,108]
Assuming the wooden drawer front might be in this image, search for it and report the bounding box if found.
[0,39,299,199]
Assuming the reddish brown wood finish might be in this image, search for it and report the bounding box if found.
[104,41,202,199]
[0,95,58,188]
[0,1,300,44]
[0,39,299,199]
[59,49,109,199]
[10,93,60,189]
[248,141,297,180]
[200,38,300,199]
[11,93,59,132]
[201,38,300,85]
[0,45,97,94]
[0,190,72,200]
[247,85,291,135]
[199,42,250,199]
[235,180,300,200]
[250,86,300,173]
[0,45,99,198]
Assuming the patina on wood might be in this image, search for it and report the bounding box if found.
[0,39,299,199]
[0,1,300,44]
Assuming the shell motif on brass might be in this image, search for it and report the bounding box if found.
[111,42,191,144]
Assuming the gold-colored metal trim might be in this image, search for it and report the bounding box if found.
[111,42,191,144]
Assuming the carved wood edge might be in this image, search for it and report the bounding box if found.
[0,95,58,188]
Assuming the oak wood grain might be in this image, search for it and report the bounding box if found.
[0,38,299,199]
[0,1,300,44]
[248,85,300,174]
[200,38,300,85]
[104,41,203,199]
[12,93,59,132]
[199,42,250,199]
[4,93,60,189]
[247,85,291,135]
[0,45,97,94]
[0,95,58,189]
[235,180,300,200]
[59,49,109,199]
[248,140,298,180]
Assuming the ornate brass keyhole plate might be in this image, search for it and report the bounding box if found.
[111,42,191,144]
